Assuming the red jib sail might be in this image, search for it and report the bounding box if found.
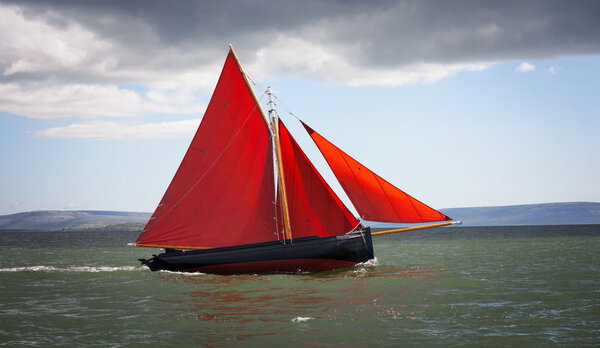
[302,122,451,223]
[136,49,277,248]
[278,120,359,237]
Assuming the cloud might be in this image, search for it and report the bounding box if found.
[549,65,559,74]
[0,83,206,119]
[0,83,142,119]
[0,4,209,123]
[248,35,493,86]
[1,0,599,128]
[3,1,599,87]
[9,1,599,65]
[516,62,536,72]
[1,5,111,79]
[0,4,221,89]
[34,119,201,139]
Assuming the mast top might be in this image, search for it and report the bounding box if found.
[266,86,276,122]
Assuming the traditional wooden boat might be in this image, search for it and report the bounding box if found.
[136,47,459,275]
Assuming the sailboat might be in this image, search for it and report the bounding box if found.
[136,47,459,275]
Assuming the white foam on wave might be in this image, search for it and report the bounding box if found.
[292,316,313,323]
[358,257,379,267]
[158,270,207,276]
[351,257,379,276]
[0,266,140,273]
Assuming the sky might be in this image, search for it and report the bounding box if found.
[0,0,599,215]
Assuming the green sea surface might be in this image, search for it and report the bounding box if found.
[1,225,599,347]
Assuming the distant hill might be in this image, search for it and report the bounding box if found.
[0,210,151,231]
[440,202,600,226]
[1,202,599,230]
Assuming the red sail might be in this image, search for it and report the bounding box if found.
[136,49,277,248]
[302,122,451,223]
[278,120,359,237]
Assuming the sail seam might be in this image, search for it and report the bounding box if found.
[334,146,379,221]
[184,60,240,236]
[369,166,443,222]
[207,88,254,246]
[372,173,406,223]
[402,189,425,221]
[217,113,274,246]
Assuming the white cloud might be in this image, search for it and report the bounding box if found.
[1,5,113,77]
[249,35,493,87]
[516,62,536,72]
[549,65,559,74]
[34,119,201,139]
[0,5,223,89]
[0,5,210,120]
[0,83,205,119]
[342,61,492,87]
[0,83,141,119]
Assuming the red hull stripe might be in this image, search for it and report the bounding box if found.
[182,258,359,275]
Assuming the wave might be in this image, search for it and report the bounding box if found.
[292,316,313,323]
[0,265,141,273]
[0,257,378,275]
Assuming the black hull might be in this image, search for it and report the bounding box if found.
[139,228,374,275]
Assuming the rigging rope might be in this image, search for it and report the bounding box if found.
[241,63,360,239]
[273,94,302,122]
[245,71,303,123]
[142,91,267,234]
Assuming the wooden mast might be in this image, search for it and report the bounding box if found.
[267,87,293,241]
[229,46,293,242]
[229,46,271,127]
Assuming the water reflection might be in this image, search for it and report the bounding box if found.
[148,265,444,345]
[154,263,441,323]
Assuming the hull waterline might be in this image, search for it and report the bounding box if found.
[139,228,374,275]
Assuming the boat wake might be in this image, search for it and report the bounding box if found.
[0,266,142,273]
[358,257,379,267]
[158,269,208,276]
[350,257,379,276]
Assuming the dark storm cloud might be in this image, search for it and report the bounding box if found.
[363,0,600,65]
[5,0,599,67]
[6,1,376,55]
[1,0,599,92]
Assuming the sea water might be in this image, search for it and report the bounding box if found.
[0,226,598,346]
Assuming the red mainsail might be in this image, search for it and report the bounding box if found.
[302,122,451,223]
[136,49,277,248]
[278,120,359,237]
